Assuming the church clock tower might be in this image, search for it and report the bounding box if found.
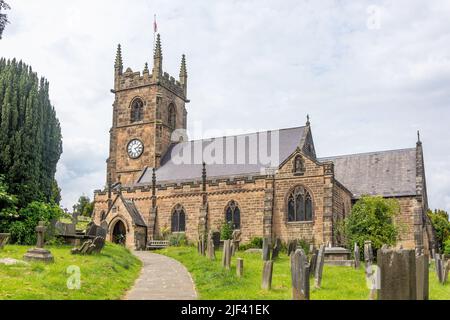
[107,34,188,185]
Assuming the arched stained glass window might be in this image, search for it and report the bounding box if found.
[287,186,314,222]
[171,204,186,232]
[225,200,241,230]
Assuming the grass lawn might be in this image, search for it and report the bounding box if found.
[159,246,450,300]
[0,243,142,300]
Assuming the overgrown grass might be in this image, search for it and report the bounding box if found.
[0,243,142,300]
[159,246,450,300]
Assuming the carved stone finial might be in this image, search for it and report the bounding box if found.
[306,114,310,127]
[417,130,421,144]
[144,62,149,74]
[115,44,123,73]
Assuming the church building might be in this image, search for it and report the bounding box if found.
[93,34,435,252]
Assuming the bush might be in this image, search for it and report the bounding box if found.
[427,209,450,251]
[343,196,400,254]
[169,233,187,247]
[240,237,263,251]
[444,239,450,255]
[220,221,233,240]
[7,201,63,245]
[297,239,310,255]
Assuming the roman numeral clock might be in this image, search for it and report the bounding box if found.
[127,139,144,159]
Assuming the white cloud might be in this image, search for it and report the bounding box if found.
[1,0,450,212]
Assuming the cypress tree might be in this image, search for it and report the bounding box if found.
[0,59,62,206]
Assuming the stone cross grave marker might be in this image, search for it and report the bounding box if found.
[378,247,417,300]
[291,249,310,300]
[262,237,271,261]
[236,258,244,278]
[222,240,231,270]
[354,243,360,269]
[261,260,273,290]
[271,238,281,260]
[23,221,54,263]
[314,245,325,288]
[415,253,429,300]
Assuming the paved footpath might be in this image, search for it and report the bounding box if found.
[124,251,197,300]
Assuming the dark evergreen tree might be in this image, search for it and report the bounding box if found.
[0,59,63,207]
[0,1,9,39]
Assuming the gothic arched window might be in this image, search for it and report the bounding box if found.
[287,186,313,222]
[171,204,186,232]
[130,98,144,123]
[168,103,176,129]
[225,200,241,230]
[293,155,305,175]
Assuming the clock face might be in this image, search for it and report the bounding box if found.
[127,139,144,159]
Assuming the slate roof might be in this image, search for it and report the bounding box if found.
[121,195,147,227]
[137,126,307,184]
[320,148,417,198]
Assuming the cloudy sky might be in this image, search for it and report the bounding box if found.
[1,1,449,212]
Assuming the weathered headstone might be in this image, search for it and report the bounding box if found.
[415,254,429,300]
[86,223,99,237]
[71,240,92,255]
[207,231,216,260]
[354,243,360,269]
[271,238,282,260]
[23,221,54,263]
[231,230,241,256]
[262,237,271,261]
[100,221,109,233]
[434,254,448,284]
[0,233,10,249]
[377,247,417,300]
[309,250,318,277]
[91,236,106,254]
[236,258,244,278]
[314,245,325,288]
[364,240,374,265]
[287,239,297,256]
[222,240,231,270]
[262,260,273,290]
[444,260,450,284]
[291,249,310,300]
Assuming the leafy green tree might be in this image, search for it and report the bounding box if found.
[444,239,450,255]
[0,59,62,207]
[72,195,94,217]
[220,221,233,240]
[0,1,9,39]
[344,196,400,254]
[8,201,63,245]
[427,209,450,251]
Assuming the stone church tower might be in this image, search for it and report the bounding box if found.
[107,34,189,186]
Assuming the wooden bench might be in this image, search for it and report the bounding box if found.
[147,240,169,250]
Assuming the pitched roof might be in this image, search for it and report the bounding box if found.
[320,148,417,198]
[137,126,307,184]
[120,195,147,227]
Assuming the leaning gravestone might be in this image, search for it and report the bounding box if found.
[314,245,325,288]
[262,260,274,290]
[287,239,297,256]
[23,221,54,263]
[291,249,310,300]
[354,243,360,269]
[271,238,282,260]
[0,233,10,250]
[91,236,105,254]
[415,253,429,300]
[100,221,109,233]
[222,240,231,270]
[236,258,244,278]
[309,249,318,278]
[378,247,417,300]
[262,237,271,261]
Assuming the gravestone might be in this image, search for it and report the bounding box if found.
[236,258,244,277]
[96,226,107,239]
[231,230,241,256]
[207,231,216,260]
[23,221,54,263]
[445,260,450,284]
[0,233,10,249]
[261,260,273,290]
[86,223,99,237]
[222,240,231,270]
[291,249,310,300]
[314,245,325,288]
[198,234,206,256]
[434,254,448,284]
[100,221,109,233]
[364,241,374,265]
[71,236,105,255]
[309,249,318,278]
[271,238,282,260]
[377,247,417,300]
[415,254,429,300]
[354,243,360,269]
[71,240,92,255]
[287,239,297,256]
[91,236,105,254]
[262,237,271,261]
[212,232,221,249]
